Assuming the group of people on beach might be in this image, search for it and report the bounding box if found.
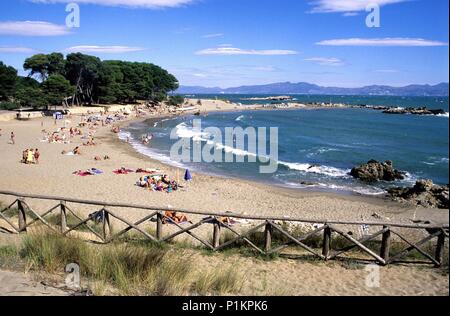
[22,148,40,164]
[138,174,180,193]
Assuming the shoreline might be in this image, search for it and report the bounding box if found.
[118,114,388,199]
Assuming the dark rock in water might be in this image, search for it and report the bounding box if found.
[300,181,316,186]
[350,160,406,183]
[381,106,446,116]
[429,109,446,115]
[388,180,449,209]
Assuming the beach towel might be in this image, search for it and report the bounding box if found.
[90,168,103,175]
[113,168,134,175]
[73,168,103,176]
[73,171,92,177]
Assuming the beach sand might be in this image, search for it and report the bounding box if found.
[0,105,447,224]
[0,102,448,296]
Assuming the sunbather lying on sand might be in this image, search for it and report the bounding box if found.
[113,167,134,175]
[83,138,96,146]
[73,146,81,155]
[163,211,192,224]
[94,155,110,161]
[136,168,159,174]
[73,168,103,176]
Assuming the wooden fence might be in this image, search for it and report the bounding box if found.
[0,190,448,267]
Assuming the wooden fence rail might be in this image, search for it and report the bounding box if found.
[0,190,448,267]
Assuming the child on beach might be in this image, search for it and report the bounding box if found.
[10,132,15,145]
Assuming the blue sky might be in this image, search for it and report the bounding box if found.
[0,0,448,88]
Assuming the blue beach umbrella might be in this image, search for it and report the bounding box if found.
[184,169,193,181]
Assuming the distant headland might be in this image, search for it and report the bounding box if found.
[176,82,449,96]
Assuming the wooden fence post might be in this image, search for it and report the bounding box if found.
[102,209,112,241]
[60,201,67,234]
[17,199,27,233]
[264,221,273,253]
[435,230,446,268]
[156,212,163,241]
[322,226,331,259]
[380,226,391,264]
[213,220,221,249]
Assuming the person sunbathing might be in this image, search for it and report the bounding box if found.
[138,176,148,188]
[116,167,131,174]
[219,217,237,226]
[155,180,165,191]
[162,175,171,185]
[73,146,81,155]
[84,138,96,146]
[136,168,158,174]
[163,211,191,224]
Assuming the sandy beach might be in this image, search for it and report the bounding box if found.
[0,101,448,296]
[0,100,448,224]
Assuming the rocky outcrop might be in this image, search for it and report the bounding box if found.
[382,107,446,116]
[388,180,449,209]
[351,160,406,183]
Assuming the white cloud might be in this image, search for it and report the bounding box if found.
[30,0,194,8]
[342,12,359,17]
[193,73,208,78]
[0,47,37,53]
[195,46,298,56]
[305,57,344,66]
[202,33,224,38]
[316,38,449,47]
[0,21,70,36]
[64,45,146,53]
[251,66,278,72]
[374,69,399,73]
[309,0,407,13]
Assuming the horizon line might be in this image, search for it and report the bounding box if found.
[177,81,450,90]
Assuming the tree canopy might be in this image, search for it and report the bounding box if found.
[0,52,179,110]
[23,53,65,81]
[0,61,17,101]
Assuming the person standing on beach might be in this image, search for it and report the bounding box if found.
[10,132,15,145]
[27,149,34,164]
[34,149,40,164]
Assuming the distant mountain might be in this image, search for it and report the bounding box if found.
[176,82,449,96]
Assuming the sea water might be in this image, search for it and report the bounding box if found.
[121,95,449,196]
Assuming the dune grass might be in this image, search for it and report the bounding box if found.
[15,230,244,296]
